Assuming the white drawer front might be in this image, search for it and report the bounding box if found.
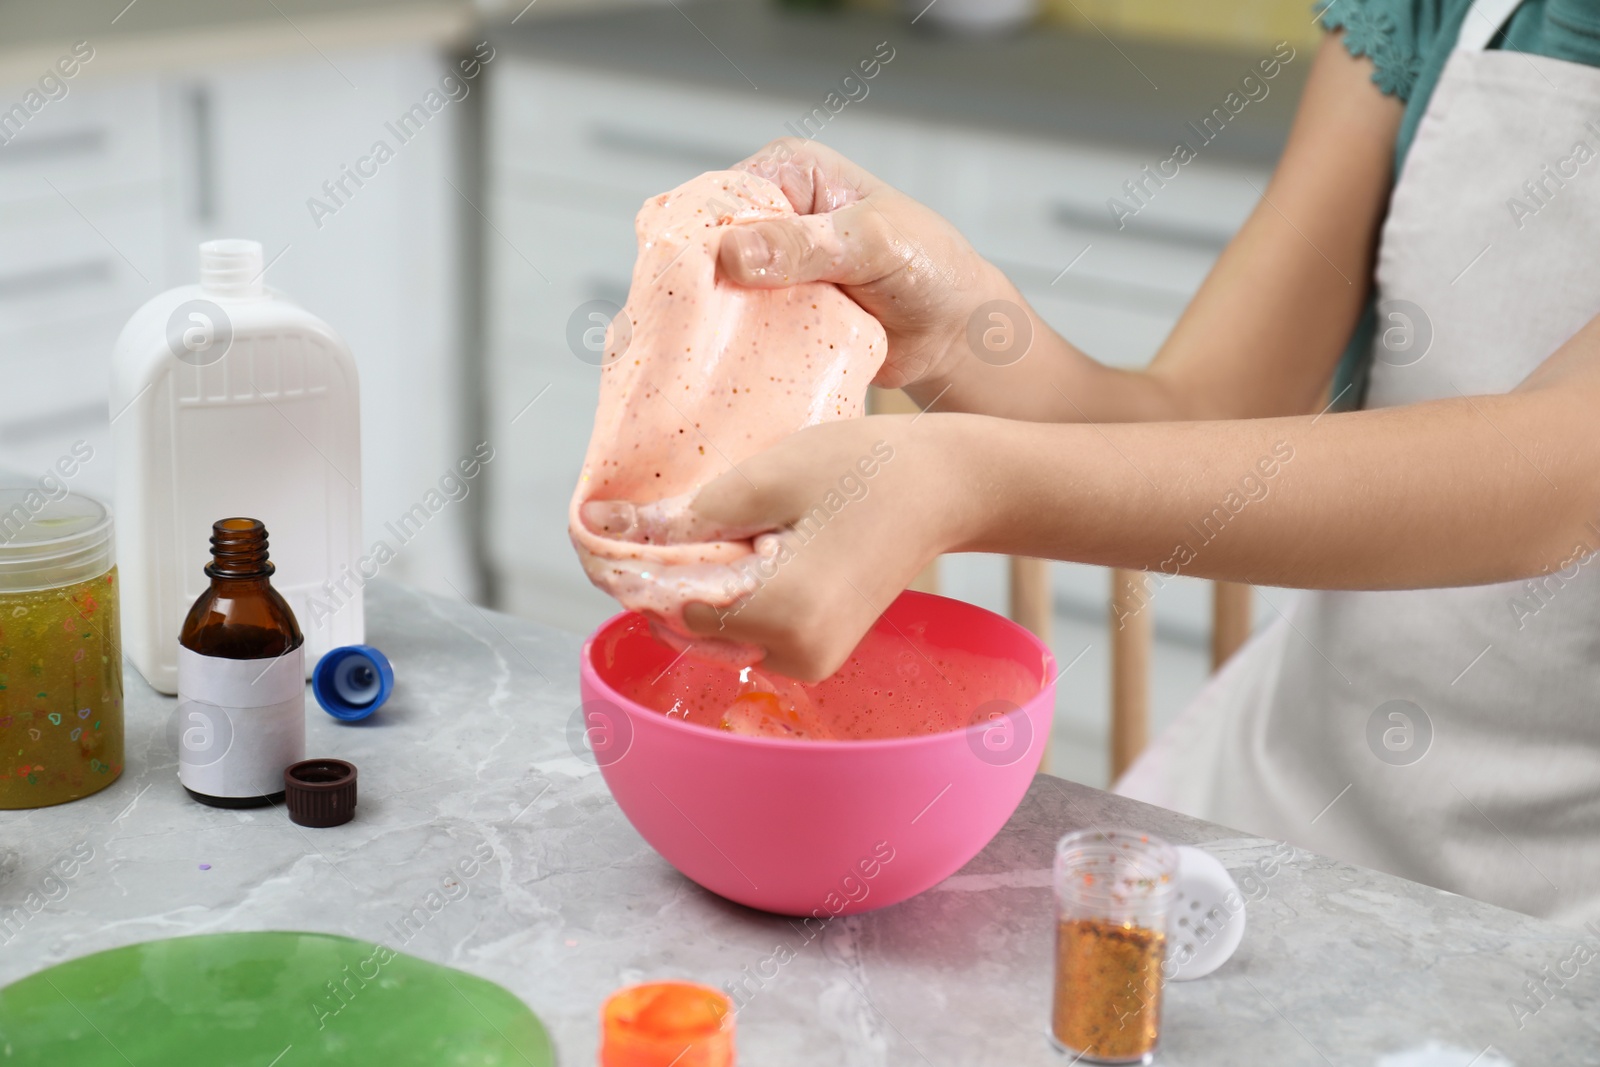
[493,63,778,201]
[491,62,927,209]
[485,193,636,320]
[0,195,163,422]
[0,193,160,329]
[1019,283,1176,370]
[483,197,630,601]
[0,76,162,204]
[932,128,1261,306]
[0,324,123,423]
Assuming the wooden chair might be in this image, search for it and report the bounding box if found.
[868,388,1253,782]
[1107,570,1251,780]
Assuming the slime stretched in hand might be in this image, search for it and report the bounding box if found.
[569,170,887,658]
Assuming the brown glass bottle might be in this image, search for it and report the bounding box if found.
[177,518,305,808]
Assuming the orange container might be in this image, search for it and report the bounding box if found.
[600,981,734,1067]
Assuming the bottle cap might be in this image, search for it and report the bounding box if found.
[284,759,357,828]
[1166,845,1247,980]
[312,645,393,721]
[600,981,734,1067]
[0,489,115,593]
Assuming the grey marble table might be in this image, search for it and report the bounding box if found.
[3,580,1596,1065]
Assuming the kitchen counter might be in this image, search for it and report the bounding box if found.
[491,0,1309,163]
[4,580,1597,1064]
[0,0,473,85]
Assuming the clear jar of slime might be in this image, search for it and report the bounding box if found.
[0,490,122,808]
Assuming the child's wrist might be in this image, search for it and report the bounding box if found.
[915,413,996,554]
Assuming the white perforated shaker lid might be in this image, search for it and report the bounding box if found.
[1166,845,1248,981]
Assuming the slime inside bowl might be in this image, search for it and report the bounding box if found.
[599,612,1042,741]
[581,591,1056,916]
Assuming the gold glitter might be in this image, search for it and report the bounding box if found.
[1051,917,1165,1061]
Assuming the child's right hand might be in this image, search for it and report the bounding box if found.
[717,139,1013,391]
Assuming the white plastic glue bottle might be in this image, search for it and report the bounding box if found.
[111,239,363,695]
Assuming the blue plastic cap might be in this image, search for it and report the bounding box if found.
[312,645,394,721]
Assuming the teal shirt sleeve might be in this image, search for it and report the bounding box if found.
[1311,0,1600,408]
[1315,0,1457,100]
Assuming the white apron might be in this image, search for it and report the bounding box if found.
[1118,0,1600,925]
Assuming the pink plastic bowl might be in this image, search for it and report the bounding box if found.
[579,590,1056,917]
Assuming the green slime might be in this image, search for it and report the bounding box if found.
[0,931,554,1066]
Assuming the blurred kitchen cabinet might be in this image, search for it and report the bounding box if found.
[0,75,167,502]
[483,57,1271,643]
[159,48,474,599]
[0,46,474,599]
[480,195,633,631]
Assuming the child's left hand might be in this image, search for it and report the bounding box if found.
[682,413,977,681]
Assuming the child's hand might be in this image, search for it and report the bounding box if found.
[680,414,979,681]
[580,493,771,545]
[717,140,1011,392]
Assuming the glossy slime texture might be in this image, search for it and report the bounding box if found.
[0,568,122,809]
[599,613,1040,741]
[569,170,887,654]
[0,931,553,1067]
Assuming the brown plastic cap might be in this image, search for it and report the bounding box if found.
[284,758,357,827]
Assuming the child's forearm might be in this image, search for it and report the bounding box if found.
[901,298,1188,425]
[681,333,1597,680]
[904,36,1399,432]
[943,387,1598,590]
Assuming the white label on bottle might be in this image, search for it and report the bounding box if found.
[177,645,305,799]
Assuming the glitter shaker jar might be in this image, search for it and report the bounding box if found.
[1051,829,1178,1064]
[0,490,122,808]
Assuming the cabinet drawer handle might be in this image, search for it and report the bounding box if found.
[188,85,216,224]
[0,259,113,300]
[1050,201,1231,254]
[589,124,744,172]
[0,128,106,166]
